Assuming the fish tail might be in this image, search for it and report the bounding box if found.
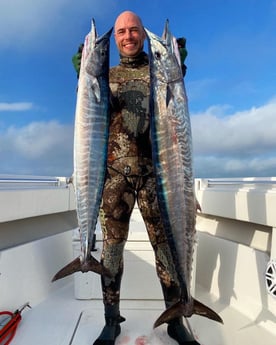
[51,255,112,282]
[153,298,223,328]
[193,298,223,323]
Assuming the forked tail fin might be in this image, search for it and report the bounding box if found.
[193,299,223,323]
[52,255,112,282]
[154,298,223,328]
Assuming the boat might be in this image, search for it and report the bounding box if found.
[0,175,275,344]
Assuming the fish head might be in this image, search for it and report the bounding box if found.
[145,27,182,83]
[81,19,113,78]
[92,26,113,76]
[161,20,181,66]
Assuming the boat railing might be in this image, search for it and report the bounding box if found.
[195,177,276,302]
[0,175,275,331]
[197,177,276,190]
[0,174,69,190]
[0,175,77,251]
[195,177,276,228]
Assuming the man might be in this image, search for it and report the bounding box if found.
[72,28,187,80]
[74,11,197,345]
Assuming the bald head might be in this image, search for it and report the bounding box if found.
[114,11,146,57]
[114,11,143,32]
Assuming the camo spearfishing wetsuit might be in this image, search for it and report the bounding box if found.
[99,51,180,309]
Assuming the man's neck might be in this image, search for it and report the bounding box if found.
[119,51,148,68]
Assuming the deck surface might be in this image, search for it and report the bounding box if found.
[8,211,276,344]
[9,281,276,345]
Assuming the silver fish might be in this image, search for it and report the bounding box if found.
[52,20,113,282]
[145,24,223,327]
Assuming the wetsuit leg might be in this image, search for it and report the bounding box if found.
[93,168,134,345]
[137,174,200,344]
[136,173,180,300]
[99,168,136,304]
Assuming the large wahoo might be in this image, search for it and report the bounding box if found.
[145,25,223,327]
[52,20,113,282]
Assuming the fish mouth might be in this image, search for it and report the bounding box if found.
[52,255,112,282]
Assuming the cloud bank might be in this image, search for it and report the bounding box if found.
[191,97,276,177]
[0,98,276,178]
[0,102,33,111]
[0,121,73,176]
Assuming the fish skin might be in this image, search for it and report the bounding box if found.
[145,25,223,327]
[52,20,113,282]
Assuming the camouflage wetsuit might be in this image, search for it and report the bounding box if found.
[99,52,180,309]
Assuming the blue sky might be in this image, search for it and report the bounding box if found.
[0,0,276,178]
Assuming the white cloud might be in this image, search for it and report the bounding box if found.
[194,155,276,178]
[0,121,74,176]
[1,97,276,178]
[192,97,276,156]
[0,102,33,111]
[191,97,276,177]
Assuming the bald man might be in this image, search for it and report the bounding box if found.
[90,11,197,345]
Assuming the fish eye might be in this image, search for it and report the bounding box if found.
[155,51,161,59]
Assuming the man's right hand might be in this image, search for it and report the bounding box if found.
[72,43,84,78]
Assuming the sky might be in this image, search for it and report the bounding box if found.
[0,0,276,179]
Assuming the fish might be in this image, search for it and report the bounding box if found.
[52,20,113,282]
[145,24,223,327]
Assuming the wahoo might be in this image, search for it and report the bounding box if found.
[145,24,223,327]
[52,20,113,282]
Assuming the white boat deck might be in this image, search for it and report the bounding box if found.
[0,176,276,344]
[10,281,275,345]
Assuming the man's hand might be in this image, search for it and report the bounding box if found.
[176,37,187,77]
[72,43,84,78]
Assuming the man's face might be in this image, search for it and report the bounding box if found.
[114,12,146,57]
